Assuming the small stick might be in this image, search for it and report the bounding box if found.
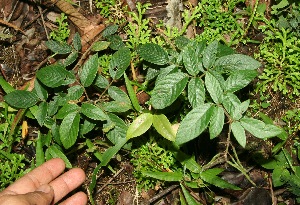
[96,167,124,194]
[0,19,26,35]
[149,184,179,203]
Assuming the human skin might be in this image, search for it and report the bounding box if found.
[0,158,87,205]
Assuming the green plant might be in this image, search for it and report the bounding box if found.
[50,13,70,42]
[95,0,116,18]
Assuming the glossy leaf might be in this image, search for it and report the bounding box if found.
[225,70,258,93]
[126,113,153,140]
[103,101,132,113]
[138,43,169,65]
[0,76,14,93]
[107,86,131,103]
[151,72,188,109]
[124,73,141,111]
[153,114,176,141]
[56,104,79,119]
[109,47,131,79]
[33,79,48,101]
[205,72,223,104]
[64,51,78,67]
[36,64,75,88]
[79,54,99,87]
[36,102,48,126]
[188,78,205,108]
[176,104,213,145]
[222,93,248,120]
[240,117,283,139]
[215,54,261,71]
[81,103,107,121]
[203,40,218,69]
[45,40,72,54]
[65,85,84,101]
[4,90,39,108]
[142,171,183,181]
[94,74,109,89]
[209,106,224,139]
[60,112,80,149]
[182,40,205,76]
[231,121,246,148]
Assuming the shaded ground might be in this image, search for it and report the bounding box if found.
[0,0,298,204]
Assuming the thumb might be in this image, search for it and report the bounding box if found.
[24,184,54,205]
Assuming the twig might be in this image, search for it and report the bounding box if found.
[0,19,26,35]
[97,180,135,185]
[37,4,49,39]
[96,167,124,194]
[149,184,179,203]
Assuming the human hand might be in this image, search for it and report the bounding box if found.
[0,158,87,205]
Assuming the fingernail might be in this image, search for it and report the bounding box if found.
[37,184,51,193]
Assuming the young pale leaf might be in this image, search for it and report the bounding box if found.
[205,72,223,104]
[153,114,176,141]
[81,103,107,121]
[176,104,213,145]
[45,40,72,54]
[188,78,205,108]
[36,64,75,88]
[203,40,218,69]
[231,121,246,148]
[209,106,224,139]
[151,72,188,109]
[142,171,183,181]
[64,51,78,67]
[73,32,81,51]
[124,73,141,111]
[200,168,241,190]
[109,47,131,79]
[0,76,14,93]
[138,43,169,65]
[79,53,99,87]
[56,103,79,119]
[180,184,202,205]
[36,102,48,126]
[126,113,153,140]
[4,90,39,108]
[225,70,257,93]
[91,41,110,52]
[60,112,80,149]
[240,117,283,139]
[47,145,72,168]
[33,79,48,101]
[181,41,205,76]
[215,54,261,71]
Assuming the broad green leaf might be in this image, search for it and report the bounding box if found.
[102,24,118,37]
[47,145,72,168]
[203,40,218,69]
[231,121,246,148]
[180,184,202,205]
[94,74,109,89]
[174,151,202,173]
[45,40,72,54]
[142,171,183,181]
[4,90,39,108]
[222,93,248,120]
[205,72,223,104]
[240,117,283,139]
[36,133,45,166]
[80,119,96,136]
[36,102,48,126]
[156,65,178,82]
[215,54,261,71]
[73,32,81,51]
[153,114,176,141]
[175,36,190,50]
[60,112,80,149]
[138,43,169,65]
[188,78,205,108]
[100,137,127,166]
[55,103,79,119]
[176,104,213,145]
[65,85,84,101]
[64,51,78,67]
[109,47,131,79]
[181,40,205,75]
[47,96,61,116]
[36,64,75,88]
[81,103,107,121]
[79,53,99,87]
[103,101,132,113]
[151,72,188,109]
[126,113,153,140]
[209,106,224,139]
[106,113,128,144]
[200,168,241,190]
[91,41,110,52]
[124,73,141,111]
[106,35,125,50]
[33,79,48,101]
[0,76,14,93]
[225,70,258,93]
[107,86,131,103]
[272,167,289,187]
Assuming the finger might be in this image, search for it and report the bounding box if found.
[59,192,88,205]
[49,168,86,203]
[4,158,65,194]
